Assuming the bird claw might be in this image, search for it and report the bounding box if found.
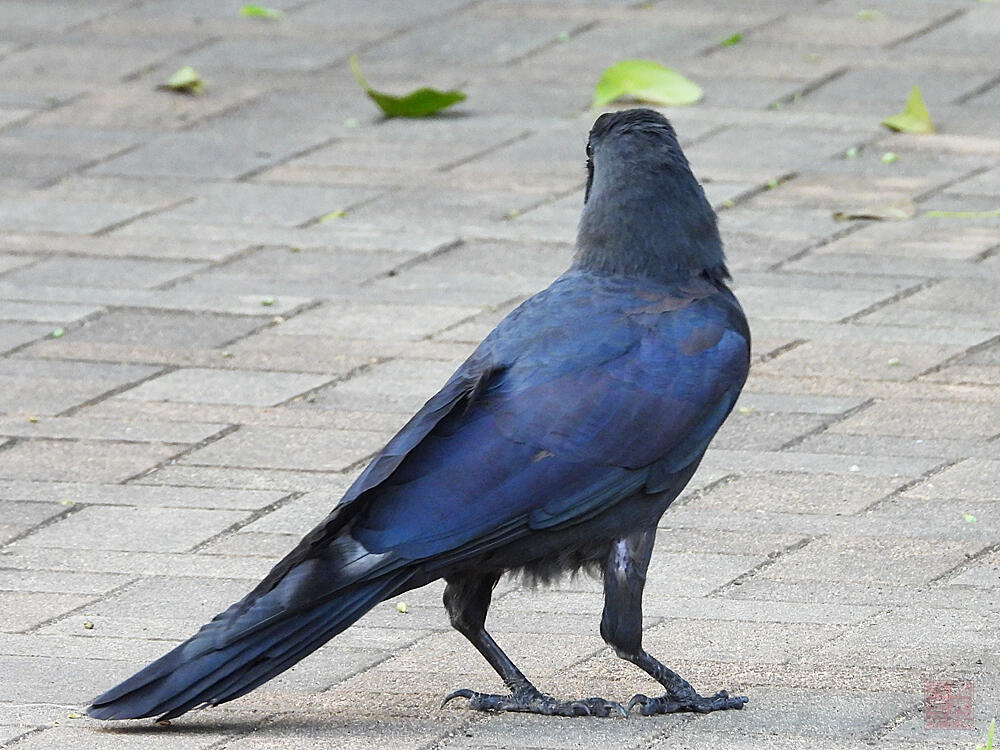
[443,687,626,718]
[627,689,747,716]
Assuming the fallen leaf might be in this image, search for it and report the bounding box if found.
[51,327,65,338]
[350,56,465,118]
[162,66,205,95]
[844,146,860,158]
[925,209,1000,218]
[887,357,901,366]
[833,197,916,221]
[856,9,885,19]
[396,602,409,614]
[320,209,347,222]
[592,60,702,108]
[240,5,283,18]
[964,513,977,523]
[720,33,742,46]
[882,85,935,134]
[260,296,276,306]
[881,151,899,163]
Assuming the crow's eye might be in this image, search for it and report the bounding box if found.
[585,143,593,158]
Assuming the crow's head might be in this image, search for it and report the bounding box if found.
[576,108,726,282]
[584,108,686,204]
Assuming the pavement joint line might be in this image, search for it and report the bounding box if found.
[0,90,88,137]
[729,170,799,209]
[62,0,144,36]
[272,354,387,408]
[236,134,342,183]
[211,299,325,349]
[926,538,1000,587]
[766,66,850,110]
[504,184,587,222]
[120,422,241,485]
[295,187,397,229]
[858,456,964,515]
[917,332,1000,379]
[437,131,536,174]
[697,12,789,57]
[835,278,940,325]
[884,7,967,50]
[35,143,144,191]
[0,726,46,749]
[20,576,141,636]
[120,35,224,85]
[753,338,807,365]
[866,698,928,744]
[309,0,491,79]
[359,238,466,285]
[0,307,108,358]
[708,536,813,597]
[972,242,1000,263]
[175,86,272,133]
[775,397,877,451]
[56,364,178,419]
[433,292,526,339]
[953,70,1000,106]
[504,20,599,67]
[766,223,864,272]
[91,196,197,238]
[0,500,82,553]
[668,472,741,509]
[186,489,307,553]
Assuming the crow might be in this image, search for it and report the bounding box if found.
[88,108,750,721]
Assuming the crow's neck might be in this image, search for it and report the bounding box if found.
[573,167,728,284]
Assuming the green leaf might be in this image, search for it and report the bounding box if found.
[881,85,935,134]
[319,209,348,222]
[51,327,65,338]
[350,56,465,118]
[592,60,702,108]
[856,9,885,19]
[925,209,1000,218]
[720,32,742,47]
[833,197,916,222]
[844,146,860,158]
[260,296,276,306]
[964,513,977,523]
[881,151,899,163]
[240,5,282,18]
[163,66,204,95]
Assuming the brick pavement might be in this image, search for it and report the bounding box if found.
[0,1,998,748]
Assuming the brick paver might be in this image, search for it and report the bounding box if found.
[0,1,997,748]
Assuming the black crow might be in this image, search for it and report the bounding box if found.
[88,108,750,721]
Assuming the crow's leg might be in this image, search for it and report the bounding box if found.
[441,572,625,718]
[601,529,748,716]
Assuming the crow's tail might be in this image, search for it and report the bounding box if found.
[87,571,407,721]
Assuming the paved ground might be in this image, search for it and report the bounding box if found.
[0,0,998,748]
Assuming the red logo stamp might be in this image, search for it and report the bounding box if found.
[924,680,974,730]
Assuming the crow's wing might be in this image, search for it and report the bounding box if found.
[349,272,750,558]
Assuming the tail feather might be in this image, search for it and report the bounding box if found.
[88,574,407,721]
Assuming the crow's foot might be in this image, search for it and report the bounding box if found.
[627,689,747,716]
[443,686,627,717]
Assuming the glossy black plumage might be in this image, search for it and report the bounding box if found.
[89,108,751,722]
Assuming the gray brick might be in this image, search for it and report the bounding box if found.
[0,415,226,444]
[16,505,247,553]
[697,472,905,515]
[0,479,287,511]
[182,425,389,472]
[117,367,332,407]
[0,439,180,483]
[828,400,1000,440]
[2,256,204,290]
[761,536,973,586]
